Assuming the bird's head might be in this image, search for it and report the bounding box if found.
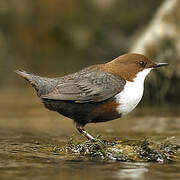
[104,53,168,82]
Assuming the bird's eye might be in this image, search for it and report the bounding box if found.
[138,61,146,67]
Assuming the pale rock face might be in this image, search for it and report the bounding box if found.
[115,68,152,116]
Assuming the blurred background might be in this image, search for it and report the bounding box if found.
[0,1,180,179]
[0,0,179,104]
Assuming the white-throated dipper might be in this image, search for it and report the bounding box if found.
[15,53,168,140]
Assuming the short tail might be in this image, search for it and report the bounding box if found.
[14,70,35,85]
[14,69,58,96]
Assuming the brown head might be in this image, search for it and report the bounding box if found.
[103,53,168,82]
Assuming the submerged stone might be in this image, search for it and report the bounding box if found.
[59,137,180,162]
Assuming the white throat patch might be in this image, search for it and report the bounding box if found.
[133,68,152,84]
[115,68,152,116]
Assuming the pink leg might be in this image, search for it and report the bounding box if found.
[76,124,95,140]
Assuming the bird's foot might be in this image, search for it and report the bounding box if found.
[76,124,95,141]
[81,129,95,141]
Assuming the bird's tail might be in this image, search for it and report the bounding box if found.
[14,70,36,86]
[14,69,58,96]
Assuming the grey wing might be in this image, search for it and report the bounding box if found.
[41,71,126,103]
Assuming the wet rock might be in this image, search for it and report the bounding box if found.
[59,137,180,162]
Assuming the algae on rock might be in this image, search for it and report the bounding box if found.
[59,137,180,163]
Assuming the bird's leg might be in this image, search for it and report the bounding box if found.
[76,124,95,140]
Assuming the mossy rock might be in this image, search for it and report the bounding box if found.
[57,137,180,163]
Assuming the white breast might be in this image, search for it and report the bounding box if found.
[115,68,152,116]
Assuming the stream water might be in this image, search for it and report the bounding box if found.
[0,90,180,180]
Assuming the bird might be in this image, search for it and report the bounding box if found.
[15,53,168,140]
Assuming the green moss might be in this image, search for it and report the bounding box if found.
[58,137,180,162]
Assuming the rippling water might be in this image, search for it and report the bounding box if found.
[0,90,180,180]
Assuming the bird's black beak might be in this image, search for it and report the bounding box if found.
[153,62,168,68]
